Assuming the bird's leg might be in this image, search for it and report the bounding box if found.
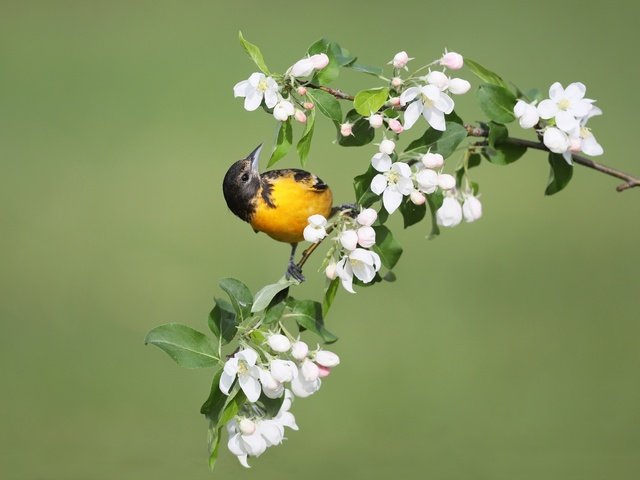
[286,243,305,282]
[330,203,357,218]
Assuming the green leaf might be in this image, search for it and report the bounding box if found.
[200,369,226,418]
[353,165,379,207]
[348,63,384,76]
[402,121,467,161]
[206,386,245,471]
[306,89,342,123]
[464,58,507,88]
[307,39,349,85]
[372,226,402,269]
[145,323,218,368]
[476,84,517,124]
[207,298,237,344]
[322,278,340,317]
[252,277,296,313]
[482,122,527,165]
[545,153,573,195]
[238,31,270,75]
[426,191,444,239]
[219,278,253,322]
[264,300,286,326]
[285,299,338,343]
[297,109,315,166]
[268,119,293,167]
[399,199,427,228]
[338,109,375,147]
[353,87,389,116]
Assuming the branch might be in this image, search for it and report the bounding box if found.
[465,125,640,192]
[304,83,354,101]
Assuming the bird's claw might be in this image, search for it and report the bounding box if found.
[286,261,305,283]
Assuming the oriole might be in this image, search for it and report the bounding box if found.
[222,144,333,281]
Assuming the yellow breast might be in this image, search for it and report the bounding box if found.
[249,174,333,244]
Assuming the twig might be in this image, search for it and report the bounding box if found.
[304,83,354,101]
[466,125,640,192]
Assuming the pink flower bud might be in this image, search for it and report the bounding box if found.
[296,86,308,96]
[340,122,353,137]
[422,152,444,169]
[317,364,331,378]
[356,208,377,227]
[391,51,411,69]
[294,109,307,124]
[368,114,384,129]
[388,118,404,134]
[239,418,257,435]
[357,226,376,248]
[389,97,401,107]
[303,102,314,110]
[410,190,426,205]
[391,77,403,88]
[309,53,329,70]
[440,51,464,70]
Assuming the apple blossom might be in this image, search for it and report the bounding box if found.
[422,152,444,169]
[303,214,328,243]
[220,348,262,402]
[314,350,340,368]
[325,260,338,280]
[339,229,359,251]
[438,173,456,190]
[233,72,279,111]
[273,99,295,122]
[335,248,382,293]
[368,114,384,128]
[356,208,377,227]
[410,190,426,205]
[436,196,463,227]
[287,57,315,78]
[537,82,594,132]
[379,138,396,155]
[370,155,413,213]
[543,127,570,156]
[296,86,307,96]
[290,340,309,361]
[291,372,321,398]
[227,418,267,468]
[258,368,284,399]
[425,71,470,95]
[400,84,454,131]
[294,109,307,124]
[309,53,329,69]
[390,50,412,69]
[391,76,403,88]
[462,194,482,222]
[340,122,354,137]
[415,168,439,194]
[356,226,376,248]
[303,101,314,110]
[267,333,291,352]
[388,118,404,134]
[270,359,297,383]
[440,50,464,70]
[514,99,540,129]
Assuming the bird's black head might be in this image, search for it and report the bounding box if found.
[222,144,263,222]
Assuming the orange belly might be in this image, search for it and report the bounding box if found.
[249,176,333,244]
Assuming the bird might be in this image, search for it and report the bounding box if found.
[222,144,334,281]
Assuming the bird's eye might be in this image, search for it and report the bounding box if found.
[241,173,249,182]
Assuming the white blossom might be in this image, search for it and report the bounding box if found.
[309,53,329,70]
[303,214,328,243]
[258,368,284,399]
[543,127,570,156]
[273,99,295,122]
[415,168,439,194]
[370,155,413,214]
[400,84,454,131]
[437,173,456,190]
[436,196,463,227]
[425,71,470,95]
[356,208,377,227]
[290,340,309,361]
[314,350,340,367]
[340,122,354,137]
[368,114,384,128]
[227,418,267,468]
[537,82,594,132]
[514,99,540,129]
[325,259,338,280]
[421,152,444,169]
[356,226,376,248]
[379,138,396,155]
[287,58,315,78]
[233,72,279,111]
[410,190,426,205]
[335,248,382,293]
[270,359,297,383]
[267,333,291,353]
[220,348,262,403]
[390,50,412,69]
[339,229,359,251]
[462,194,482,222]
[291,364,321,398]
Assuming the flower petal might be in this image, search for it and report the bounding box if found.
[244,90,263,111]
[565,82,586,101]
[400,87,419,105]
[423,107,446,131]
[219,371,235,395]
[239,374,261,403]
[382,187,403,213]
[228,433,245,456]
[264,89,279,109]
[370,174,388,195]
[233,80,249,98]
[555,110,578,132]
[537,99,558,119]
[371,152,392,172]
[238,348,258,366]
[403,101,422,130]
[548,82,563,101]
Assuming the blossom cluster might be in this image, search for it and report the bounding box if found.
[304,208,382,293]
[233,53,330,123]
[513,82,603,164]
[219,336,339,467]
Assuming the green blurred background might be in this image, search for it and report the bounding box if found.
[2,1,639,478]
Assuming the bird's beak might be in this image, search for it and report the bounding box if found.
[248,144,263,172]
